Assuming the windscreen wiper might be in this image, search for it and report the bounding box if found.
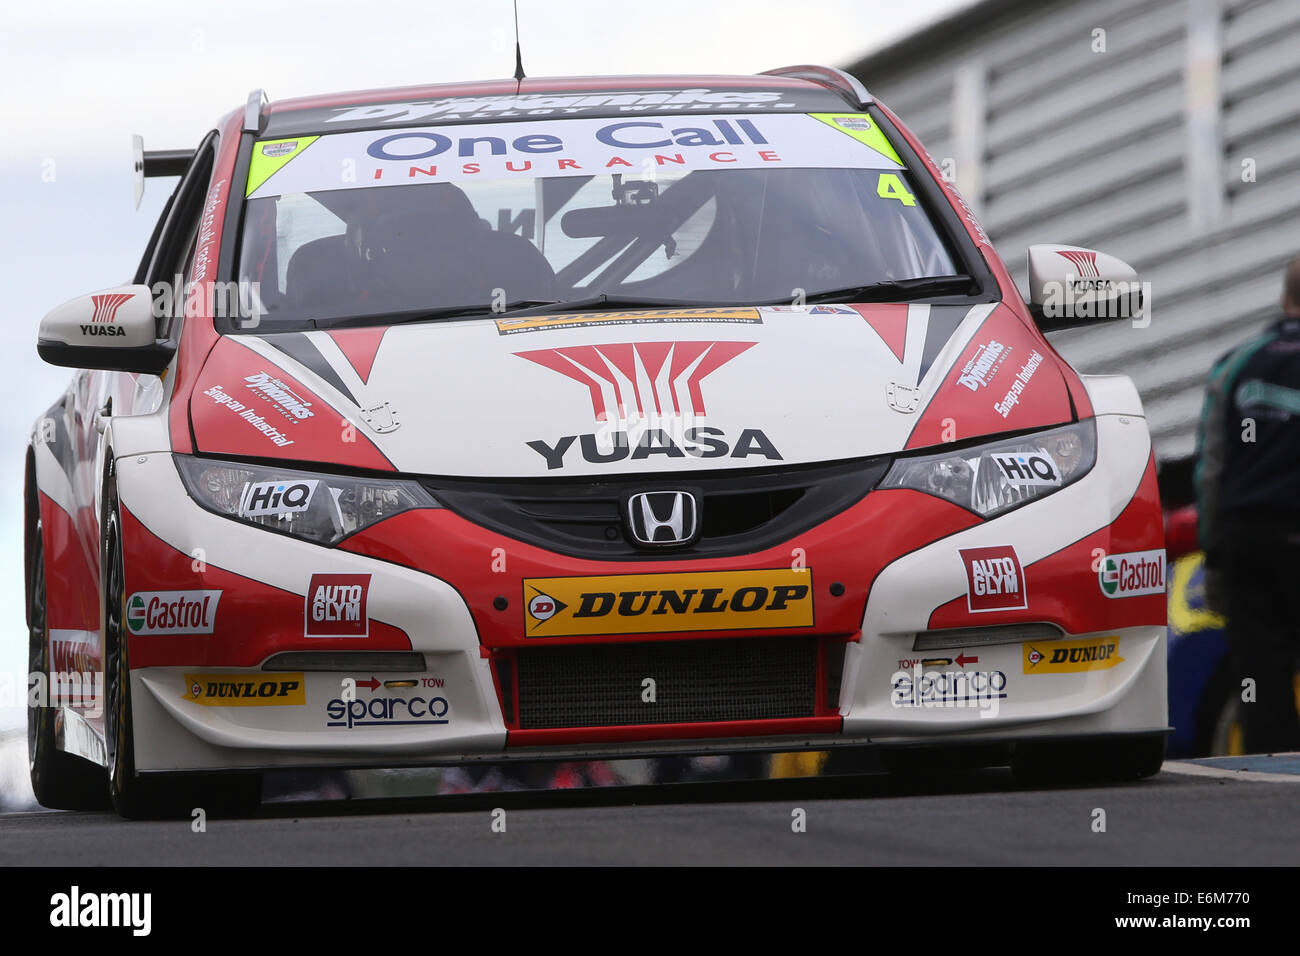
[494,294,748,318]
[794,275,978,304]
[493,279,979,318]
[304,279,978,330]
[312,300,560,330]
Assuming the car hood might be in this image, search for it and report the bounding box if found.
[188,303,1076,477]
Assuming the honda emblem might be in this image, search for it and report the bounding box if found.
[626,491,699,547]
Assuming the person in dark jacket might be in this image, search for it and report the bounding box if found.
[1194,256,1300,753]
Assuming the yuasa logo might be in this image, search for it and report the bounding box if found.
[306,573,370,637]
[516,341,781,469]
[1055,249,1100,278]
[239,479,318,517]
[959,546,1027,612]
[990,451,1060,487]
[125,590,221,635]
[1098,550,1166,598]
[89,292,133,323]
[516,341,756,425]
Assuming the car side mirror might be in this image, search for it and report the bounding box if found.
[37,284,174,374]
[1026,244,1144,332]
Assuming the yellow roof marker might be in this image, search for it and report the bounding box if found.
[808,113,903,166]
[245,136,319,197]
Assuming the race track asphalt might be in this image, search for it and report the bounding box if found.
[2,767,1296,865]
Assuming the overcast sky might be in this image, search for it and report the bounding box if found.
[0,0,971,732]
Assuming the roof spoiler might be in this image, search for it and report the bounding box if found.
[759,64,872,110]
[131,134,195,209]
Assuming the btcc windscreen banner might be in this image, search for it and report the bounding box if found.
[245,113,906,198]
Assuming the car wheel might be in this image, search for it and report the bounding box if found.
[103,479,262,820]
[26,521,111,810]
[1011,734,1166,786]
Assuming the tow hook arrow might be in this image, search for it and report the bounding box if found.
[356,676,381,691]
[954,653,979,668]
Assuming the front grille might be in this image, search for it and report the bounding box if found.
[516,637,818,729]
[422,457,888,559]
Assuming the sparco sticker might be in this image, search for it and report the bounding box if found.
[1098,549,1166,598]
[959,546,1027,613]
[325,695,450,729]
[305,573,371,637]
[891,669,1008,706]
[126,590,221,635]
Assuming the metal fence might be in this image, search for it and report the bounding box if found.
[846,0,1300,460]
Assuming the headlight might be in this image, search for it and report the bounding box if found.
[879,420,1096,518]
[175,455,439,545]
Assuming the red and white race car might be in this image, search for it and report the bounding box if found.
[26,66,1167,817]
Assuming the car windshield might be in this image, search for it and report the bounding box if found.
[235,111,961,330]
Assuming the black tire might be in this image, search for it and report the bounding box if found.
[102,473,262,820]
[27,521,111,810]
[1011,734,1166,786]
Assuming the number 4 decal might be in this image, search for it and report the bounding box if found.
[877,173,916,206]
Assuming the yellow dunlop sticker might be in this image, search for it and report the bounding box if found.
[183,673,306,706]
[495,308,761,335]
[523,569,814,637]
[1022,637,1124,674]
